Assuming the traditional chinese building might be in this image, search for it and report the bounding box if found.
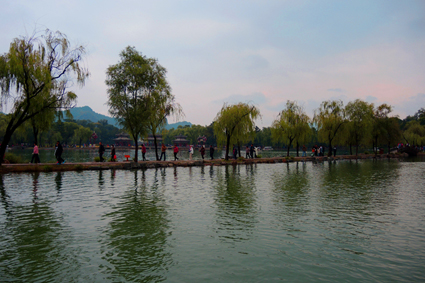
[147,134,163,147]
[173,135,189,147]
[113,133,132,146]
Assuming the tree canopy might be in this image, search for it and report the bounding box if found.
[313,100,346,156]
[0,29,89,163]
[213,103,261,160]
[271,101,311,157]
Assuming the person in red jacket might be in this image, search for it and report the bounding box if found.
[173,144,179,161]
[141,144,147,161]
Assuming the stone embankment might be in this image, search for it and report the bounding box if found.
[0,152,419,174]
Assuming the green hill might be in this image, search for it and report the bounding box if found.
[66,106,192,130]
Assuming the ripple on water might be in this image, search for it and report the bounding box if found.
[0,161,424,282]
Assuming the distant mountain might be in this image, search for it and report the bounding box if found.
[164,121,192,130]
[67,106,119,127]
[65,106,192,130]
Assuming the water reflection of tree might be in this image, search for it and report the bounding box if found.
[271,162,310,223]
[100,168,172,282]
[0,173,73,282]
[320,160,400,212]
[213,164,258,242]
[318,160,401,247]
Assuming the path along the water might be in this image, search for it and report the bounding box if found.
[0,152,419,173]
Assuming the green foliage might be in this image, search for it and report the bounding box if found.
[43,165,53,172]
[344,99,374,155]
[271,101,311,156]
[404,121,425,146]
[314,100,346,156]
[94,157,100,162]
[0,29,89,163]
[213,102,261,160]
[4,152,23,164]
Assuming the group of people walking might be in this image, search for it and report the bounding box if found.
[163,144,215,161]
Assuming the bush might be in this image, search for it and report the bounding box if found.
[94,157,100,162]
[237,156,245,161]
[256,154,262,158]
[4,152,23,164]
[43,165,53,172]
[364,151,370,155]
[74,164,83,171]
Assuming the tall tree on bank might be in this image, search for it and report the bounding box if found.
[143,65,183,160]
[106,46,154,162]
[0,30,88,163]
[213,103,261,160]
[344,99,374,156]
[314,100,346,157]
[271,101,311,157]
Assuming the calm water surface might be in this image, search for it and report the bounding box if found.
[0,159,424,282]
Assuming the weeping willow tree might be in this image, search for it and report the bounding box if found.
[313,100,346,157]
[403,121,425,146]
[0,29,89,163]
[271,101,311,157]
[213,102,261,160]
[143,55,184,160]
[106,46,154,162]
[344,99,374,156]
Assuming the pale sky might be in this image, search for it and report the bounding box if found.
[1,0,425,127]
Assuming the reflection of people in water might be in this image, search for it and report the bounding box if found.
[55,172,62,193]
[33,172,40,201]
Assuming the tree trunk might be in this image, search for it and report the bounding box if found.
[153,134,159,160]
[237,141,241,158]
[32,125,39,145]
[349,144,352,155]
[225,134,231,160]
[355,144,359,156]
[0,131,13,164]
[296,142,299,157]
[134,139,138,162]
[286,139,292,157]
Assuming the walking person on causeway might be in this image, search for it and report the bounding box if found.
[141,144,147,161]
[110,144,116,162]
[31,143,40,164]
[210,145,214,160]
[174,144,179,161]
[99,142,105,162]
[160,143,166,161]
[189,145,194,160]
[55,141,64,164]
[200,145,205,160]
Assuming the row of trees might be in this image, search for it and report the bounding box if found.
[1,29,424,164]
[211,99,425,160]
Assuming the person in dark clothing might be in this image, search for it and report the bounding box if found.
[200,145,205,160]
[210,145,215,160]
[333,146,337,157]
[55,141,64,164]
[233,145,237,159]
[250,144,255,159]
[110,144,116,162]
[99,142,105,162]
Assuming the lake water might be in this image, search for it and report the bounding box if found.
[0,159,424,282]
